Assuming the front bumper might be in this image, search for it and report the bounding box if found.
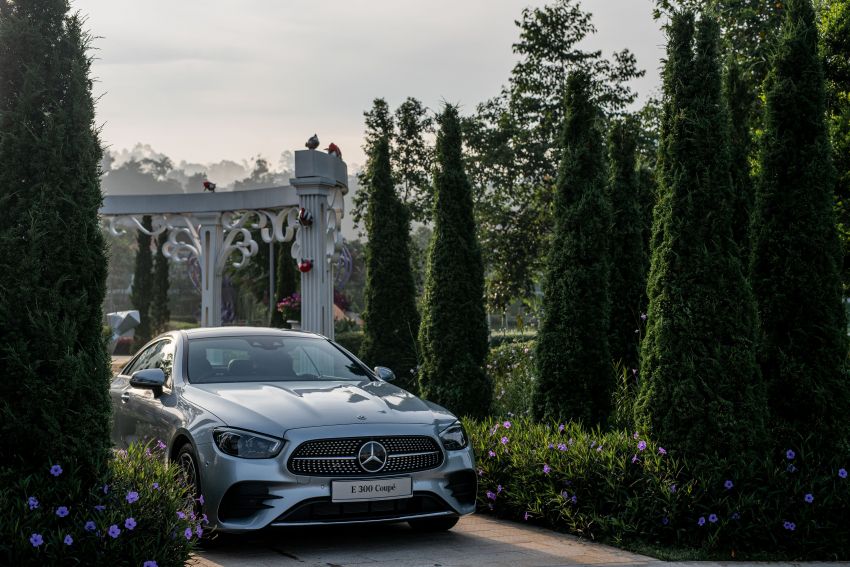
[195,423,477,532]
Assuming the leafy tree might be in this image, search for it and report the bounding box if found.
[268,241,297,328]
[419,105,491,418]
[532,72,612,425]
[607,118,647,377]
[393,97,434,224]
[0,0,112,486]
[725,55,755,259]
[359,99,421,391]
[130,215,154,347]
[818,0,850,291]
[150,231,170,334]
[635,13,767,466]
[750,0,850,451]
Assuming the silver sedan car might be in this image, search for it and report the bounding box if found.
[110,327,477,533]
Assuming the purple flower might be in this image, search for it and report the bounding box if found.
[488,450,496,458]
[126,491,139,504]
[56,506,69,518]
[637,440,647,452]
[596,445,603,453]
[784,521,796,531]
[548,443,554,449]
[486,491,497,501]
[804,493,814,504]
[144,562,159,567]
[94,505,106,512]
[108,525,121,539]
[839,468,847,479]
[30,533,43,547]
[27,496,39,510]
[64,534,73,546]
[177,511,186,520]
[787,464,798,473]
[670,484,677,493]
[50,464,63,477]
[156,440,166,450]
[560,490,569,499]
[184,527,193,540]
[198,494,205,506]
[697,516,706,526]
[786,449,796,460]
[125,517,137,530]
[731,512,740,520]
[543,464,551,474]
[558,424,565,432]
[571,495,577,504]
[590,441,596,449]
[523,512,531,521]
[503,421,512,429]
[84,521,96,532]
[145,448,152,457]
[640,312,647,321]
[631,454,639,464]
[102,484,109,494]
[557,443,567,451]
[724,480,734,490]
[633,432,640,440]
[658,447,667,455]
[152,482,160,490]
[201,514,208,524]
[500,436,509,445]
[497,484,503,493]
[662,517,669,525]
[477,468,484,476]
[708,514,718,523]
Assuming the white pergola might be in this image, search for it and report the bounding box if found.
[100,150,346,338]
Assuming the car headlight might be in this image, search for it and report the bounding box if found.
[212,428,283,459]
[439,422,468,451]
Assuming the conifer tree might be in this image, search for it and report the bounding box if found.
[532,72,612,425]
[269,241,297,328]
[359,99,421,391]
[418,105,491,417]
[635,13,767,464]
[607,118,647,377]
[150,231,170,334]
[750,0,850,451]
[130,215,153,347]
[0,0,112,486]
[724,56,754,259]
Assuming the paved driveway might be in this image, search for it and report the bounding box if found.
[193,514,654,567]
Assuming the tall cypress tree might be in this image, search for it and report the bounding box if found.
[150,231,170,334]
[359,99,421,391]
[130,215,153,347]
[724,56,755,259]
[0,0,112,486]
[418,105,490,418]
[269,241,298,328]
[532,72,612,425]
[635,13,767,464]
[607,117,647,377]
[750,0,850,451]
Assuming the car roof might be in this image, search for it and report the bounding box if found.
[181,326,327,340]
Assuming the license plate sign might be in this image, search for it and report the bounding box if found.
[331,477,412,502]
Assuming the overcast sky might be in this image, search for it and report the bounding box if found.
[74,0,665,169]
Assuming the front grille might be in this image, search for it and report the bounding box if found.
[274,493,453,524]
[288,436,443,476]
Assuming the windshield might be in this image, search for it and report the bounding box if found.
[187,335,371,384]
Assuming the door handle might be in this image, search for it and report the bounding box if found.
[121,392,131,403]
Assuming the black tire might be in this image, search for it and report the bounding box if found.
[408,515,459,532]
[176,443,201,499]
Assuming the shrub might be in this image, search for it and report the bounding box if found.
[0,442,201,566]
[335,331,365,361]
[467,418,850,559]
[487,341,536,418]
[488,331,537,349]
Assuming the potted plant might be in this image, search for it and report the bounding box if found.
[277,292,301,329]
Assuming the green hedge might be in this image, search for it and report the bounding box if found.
[487,341,535,417]
[1,442,199,566]
[466,418,850,560]
[335,331,364,360]
[488,332,536,349]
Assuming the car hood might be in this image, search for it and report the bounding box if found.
[183,380,450,436]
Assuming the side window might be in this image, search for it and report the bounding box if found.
[125,340,175,387]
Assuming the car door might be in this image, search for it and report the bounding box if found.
[111,339,176,449]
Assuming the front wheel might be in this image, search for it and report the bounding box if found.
[408,516,459,532]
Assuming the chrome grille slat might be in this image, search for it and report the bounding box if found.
[288,436,443,476]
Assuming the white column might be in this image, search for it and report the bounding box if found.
[197,212,224,327]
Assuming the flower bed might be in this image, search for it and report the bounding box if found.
[466,417,850,560]
[1,442,200,566]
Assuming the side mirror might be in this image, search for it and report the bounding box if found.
[130,368,166,391]
[374,366,396,382]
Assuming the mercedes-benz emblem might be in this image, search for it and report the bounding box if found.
[357,441,387,473]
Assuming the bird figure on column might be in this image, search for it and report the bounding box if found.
[325,142,342,159]
[202,179,216,192]
[305,134,320,150]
